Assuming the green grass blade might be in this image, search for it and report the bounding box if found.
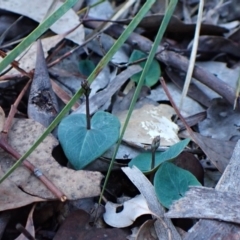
[0,0,155,184]
[99,0,178,202]
[0,0,79,73]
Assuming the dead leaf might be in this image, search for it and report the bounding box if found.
[103,194,152,228]
[166,186,240,224]
[192,132,236,172]
[54,209,129,240]
[116,104,180,147]
[2,35,63,75]
[0,12,37,43]
[198,98,240,140]
[0,165,44,211]
[165,68,211,108]
[0,118,103,200]
[148,83,204,117]
[136,219,158,240]
[194,61,240,100]
[1,0,84,45]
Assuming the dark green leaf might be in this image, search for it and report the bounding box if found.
[128,138,190,173]
[154,162,201,208]
[129,50,161,87]
[58,111,120,169]
[79,59,95,77]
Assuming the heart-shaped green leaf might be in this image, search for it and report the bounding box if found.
[129,50,161,87]
[128,138,190,173]
[79,59,95,77]
[58,111,120,169]
[154,162,201,209]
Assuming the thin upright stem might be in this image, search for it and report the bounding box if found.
[82,80,91,130]
[151,135,160,170]
[85,91,91,130]
[150,135,160,183]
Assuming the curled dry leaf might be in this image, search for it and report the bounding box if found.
[103,194,152,228]
[136,219,158,240]
[0,118,103,200]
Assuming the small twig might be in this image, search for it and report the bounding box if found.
[160,77,194,136]
[16,223,35,240]
[0,50,33,78]
[46,40,66,63]
[0,79,67,202]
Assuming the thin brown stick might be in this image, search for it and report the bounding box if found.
[160,78,197,140]
[0,50,33,78]
[16,223,35,240]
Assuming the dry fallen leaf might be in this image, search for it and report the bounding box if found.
[116,104,180,146]
[0,118,103,200]
[198,98,240,140]
[0,166,44,211]
[166,186,240,224]
[136,219,158,240]
[1,0,84,45]
[3,35,63,75]
[104,194,152,228]
[192,132,236,172]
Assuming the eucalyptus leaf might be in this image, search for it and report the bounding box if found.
[58,111,120,169]
[154,162,201,209]
[128,138,190,173]
[79,59,95,77]
[129,50,161,87]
